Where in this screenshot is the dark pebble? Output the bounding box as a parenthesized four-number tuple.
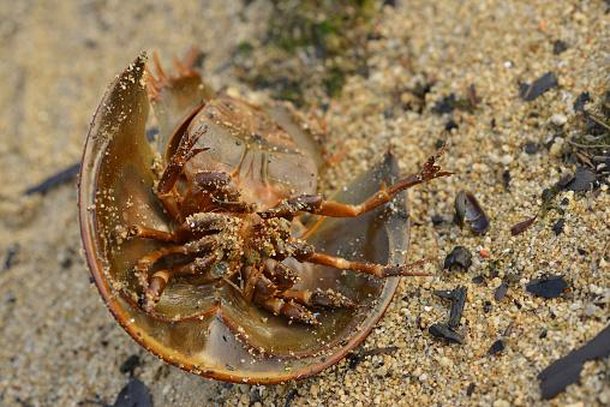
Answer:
(552, 40, 569, 55)
(488, 339, 506, 355)
(466, 382, 476, 396)
(494, 282, 509, 301)
(519, 72, 559, 101)
(432, 93, 457, 114)
(483, 301, 492, 313)
(112, 378, 152, 407)
(443, 246, 473, 272)
(471, 275, 485, 285)
(455, 191, 490, 235)
(539, 329, 548, 339)
(526, 276, 568, 298)
(445, 119, 459, 131)
(551, 218, 565, 236)
(431, 214, 446, 226)
(429, 323, 464, 344)
(523, 141, 539, 155)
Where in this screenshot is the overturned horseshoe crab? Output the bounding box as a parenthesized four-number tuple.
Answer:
(78, 50, 450, 383)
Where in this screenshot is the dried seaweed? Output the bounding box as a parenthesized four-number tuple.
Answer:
(539, 324, 610, 399)
(494, 281, 509, 301)
(526, 276, 568, 298)
(429, 286, 467, 344)
(519, 72, 558, 101)
(429, 323, 463, 344)
(510, 216, 537, 236)
(2, 243, 19, 272)
(488, 339, 505, 355)
(443, 246, 472, 272)
(24, 163, 80, 196)
(111, 378, 152, 407)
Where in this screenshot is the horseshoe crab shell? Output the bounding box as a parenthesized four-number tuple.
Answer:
(78, 53, 410, 383)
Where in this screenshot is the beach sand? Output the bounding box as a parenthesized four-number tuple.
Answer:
(0, 1, 608, 405)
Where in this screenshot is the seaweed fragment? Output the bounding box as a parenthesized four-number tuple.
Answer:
(443, 246, 472, 273)
(234, 1, 378, 104)
(429, 286, 467, 344)
(494, 281, 509, 301)
(2, 243, 19, 272)
(565, 167, 597, 191)
(551, 218, 565, 236)
(284, 389, 298, 407)
(573, 92, 591, 112)
(111, 378, 152, 407)
(488, 339, 505, 355)
(539, 324, 610, 399)
(519, 72, 558, 101)
(435, 286, 467, 328)
(510, 216, 537, 236)
(24, 162, 80, 195)
(526, 276, 568, 298)
(429, 323, 463, 344)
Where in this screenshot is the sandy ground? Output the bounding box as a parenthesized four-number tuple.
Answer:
(0, 1, 609, 406)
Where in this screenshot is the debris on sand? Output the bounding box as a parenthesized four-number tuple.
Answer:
(519, 72, 559, 101)
(539, 325, 610, 399)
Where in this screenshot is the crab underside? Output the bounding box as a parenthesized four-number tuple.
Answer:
(79, 51, 449, 383)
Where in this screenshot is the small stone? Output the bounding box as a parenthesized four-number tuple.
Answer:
(500, 155, 513, 165)
(523, 141, 539, 155)
(549, 137, 564, 157)
(550, 113, 567, 126)
(493, 399, 511, 407)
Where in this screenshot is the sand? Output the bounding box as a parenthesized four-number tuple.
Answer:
(0, 1, 608, 406)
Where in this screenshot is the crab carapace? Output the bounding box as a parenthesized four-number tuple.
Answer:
(79, 50, 450, 383)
